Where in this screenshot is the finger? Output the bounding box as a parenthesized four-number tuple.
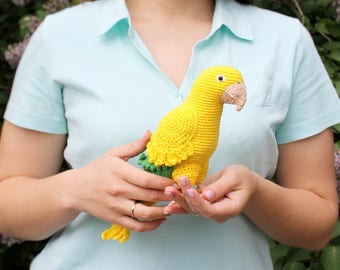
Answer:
(177, 176, 202, 214)
(189, 187, 248, 222)
(164, 186, 191, 214)
(107, 130, 152, 161)
(182, 188, 207, 215)
(117, 215, 167, 233)
(176, 178, 230, 218)
(109, 159, 174, 190)
(130, 201, 168, 221)
(131, 185, 174, 203)
(165, 183, 237, 222)
(165, 184, 192, 211)
(201, 171, 236, 202)
(180, 187, 228, 219)
(163, 201, 188, 215)
(112, 176, 173, 203)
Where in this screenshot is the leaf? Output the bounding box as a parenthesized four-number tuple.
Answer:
(310, 261, 322, 270)
(318, 0, 333, 6)
(327, 49, 340, 63)
(268, 237, 277, 249)
(333, 124, 340, 134)
(325, 23, 340, 39)
(323, 42, 340, 51)
(335, 80, 340, 96)
(282, 261, 306, 270)
(274, 257, 287, 270)
(315, 20, 340, 38)
(285, 247, 312, 264)
(315, 22, 329, 35)
(330, 219, 340, 240)
(329, 236, 340, 246)
(320, 245, 340, 270)
(270, 243, 290, 262)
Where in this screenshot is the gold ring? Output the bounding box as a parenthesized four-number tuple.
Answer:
(131, 201, 138, 219)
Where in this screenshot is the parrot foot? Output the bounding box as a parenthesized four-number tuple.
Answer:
(101, 224, 130, 243)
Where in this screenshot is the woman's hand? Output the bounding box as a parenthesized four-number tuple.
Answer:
(66, 131, 174, 233)
(163, 165, 257, 223)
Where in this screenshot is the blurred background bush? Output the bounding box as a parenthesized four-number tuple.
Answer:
(0, 0, 339, 269)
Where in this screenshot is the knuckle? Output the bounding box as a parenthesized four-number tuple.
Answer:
(201, 211, 212, 219)
(108, 185, 123, 196)
(139, 211, 153, 221)
(148, 190, 162, 201)
(132, 224, 144, 233)
(215, 218, 227, 224)
(139, 174, 152, 187)
(202, 214, 212, 220)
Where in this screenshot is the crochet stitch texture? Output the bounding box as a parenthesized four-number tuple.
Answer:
(101, 66, 247, 242)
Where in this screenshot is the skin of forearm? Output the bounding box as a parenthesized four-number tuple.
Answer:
(0, 170, 79, 240)
(243, 174, 339, 251)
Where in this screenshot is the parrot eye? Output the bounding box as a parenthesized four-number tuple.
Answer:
(216, 75, 225, 82)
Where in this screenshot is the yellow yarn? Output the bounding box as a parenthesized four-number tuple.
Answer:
(101, 224, 130, 243)
(101, 66, 246, 243)
(147, 65, 247, 186)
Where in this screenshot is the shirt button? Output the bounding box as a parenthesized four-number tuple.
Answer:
(173, 91, 180, 98)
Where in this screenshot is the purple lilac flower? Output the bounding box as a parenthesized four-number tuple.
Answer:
(332, 0, 340, 22)
(11, 0, 32, 6)
(0, 234, 24, 246)
(4, 36, 30, 69)
(43, 0, 72, 14)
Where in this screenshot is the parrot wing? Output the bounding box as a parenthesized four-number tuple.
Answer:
(146, 105, 198, 167)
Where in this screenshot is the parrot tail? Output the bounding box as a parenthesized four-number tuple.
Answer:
(138, 152, 174, 177)
(100, 154, 172, 243)
(101, 224, 130, 243)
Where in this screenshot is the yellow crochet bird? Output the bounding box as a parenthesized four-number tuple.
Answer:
(101, 65, 247, 243)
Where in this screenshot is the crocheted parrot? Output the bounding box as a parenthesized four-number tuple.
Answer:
(101, 65, 247, 243)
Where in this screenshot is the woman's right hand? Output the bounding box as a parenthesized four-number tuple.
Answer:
(67, 131, 175, 233)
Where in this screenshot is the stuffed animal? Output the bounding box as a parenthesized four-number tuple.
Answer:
(101, 66, 247, 243)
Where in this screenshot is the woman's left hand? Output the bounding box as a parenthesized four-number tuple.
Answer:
(163, 165, 258, 223)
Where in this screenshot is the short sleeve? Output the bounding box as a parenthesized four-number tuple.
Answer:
(4, 19, 68, 134)
(276, 23, 340, 144)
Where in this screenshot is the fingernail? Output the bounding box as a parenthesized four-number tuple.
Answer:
(204, 190, 215, 200)
(140, 130, 151, 142)
(173, 183, 180, 189)
(164, 190, 174, 197)
(178, 176, 187, 187)
(186, 189, 195, 198)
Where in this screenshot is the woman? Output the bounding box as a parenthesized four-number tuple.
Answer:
(0, 0, 339, 269)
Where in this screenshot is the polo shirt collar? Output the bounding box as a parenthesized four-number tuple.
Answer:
(98, 0, 130, 35)
(212, 0, 253, 40)
(98, 0, 253, 41)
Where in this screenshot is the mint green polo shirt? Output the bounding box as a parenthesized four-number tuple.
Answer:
(4, 0, 340, 269)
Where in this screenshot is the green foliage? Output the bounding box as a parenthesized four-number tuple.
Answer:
(254, 0, 340, 96)
(269, 220, 340, 270)
(0, 0, 28, 120)
(138, 152, 174, 178)
(0, 0, 339, 269)
(0, 241, 47, 270)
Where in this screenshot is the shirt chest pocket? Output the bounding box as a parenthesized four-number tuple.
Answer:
(242, 73, 272, 107)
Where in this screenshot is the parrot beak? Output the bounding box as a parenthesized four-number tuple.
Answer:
(221, 81, 247, 111)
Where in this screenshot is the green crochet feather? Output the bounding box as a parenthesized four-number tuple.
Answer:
(138, 152, 174, 177)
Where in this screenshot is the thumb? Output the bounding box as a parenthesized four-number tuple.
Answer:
(201, 171, 231, 202)
(107, 130, 151, 161)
